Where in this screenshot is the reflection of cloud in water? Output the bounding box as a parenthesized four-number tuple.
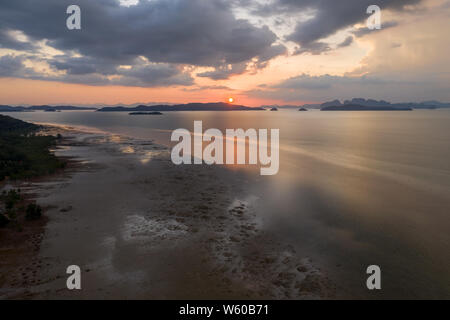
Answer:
(139, 151, 162, 164)
(86, 132, 168, 165)
(120, 146, 135, 154)
(110, 135, 125, 143)
(280, 144, 450, 198)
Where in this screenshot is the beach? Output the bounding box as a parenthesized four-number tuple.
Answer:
(0, 124, 334, 299)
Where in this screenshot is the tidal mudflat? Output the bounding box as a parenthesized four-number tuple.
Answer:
(0, 125, 333, 299)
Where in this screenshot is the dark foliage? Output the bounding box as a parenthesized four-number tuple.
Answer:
(1, 189, 21, 210)
(25, 203, 42, 220)
(0, 212, 9, 227)
(0, 115, 65, 181)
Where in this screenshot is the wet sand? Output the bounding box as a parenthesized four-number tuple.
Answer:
(1, 126, 334, 299)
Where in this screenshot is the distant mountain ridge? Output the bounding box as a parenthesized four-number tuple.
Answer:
(97, 102, 263, 112)
(264, 99, 450, 110)
(0, 105, 97, 112)
(2, 99, 449, 112)
(318, 98, 450, 110)
(322, 104, 413, 111)
(0, 103, 263, 112)
(273, 99, 450, 110)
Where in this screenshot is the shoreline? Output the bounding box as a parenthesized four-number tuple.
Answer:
(1, 122, 335, 300)
(0, 126, 85, 299)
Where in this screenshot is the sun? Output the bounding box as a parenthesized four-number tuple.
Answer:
(228, 97, 234, 103)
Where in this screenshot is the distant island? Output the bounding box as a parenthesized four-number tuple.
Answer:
(0, 105, 97, 112)
(321, 105, 413, 111)
(1, 99, 449, 113)
(320, 98, 450, 110)
(129, 112, 163, 116)
(98, 103, 264, 112)
(266, 98, 450, 110)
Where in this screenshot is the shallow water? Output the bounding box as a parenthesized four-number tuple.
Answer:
(4, 109, 450, 299)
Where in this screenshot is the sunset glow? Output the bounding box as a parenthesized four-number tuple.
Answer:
(0, 0, 448, 106)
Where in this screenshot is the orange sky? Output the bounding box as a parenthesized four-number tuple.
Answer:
(0, 77, 279, 107)
(1, 0, 449, 106)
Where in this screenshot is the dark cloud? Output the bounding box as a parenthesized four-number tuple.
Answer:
(47, 54, 193, 86)
(0, 55, 33, 77)
(274, 74, 334, 90)
(182, 85, 235, 92)
(255, 44, 287, 68)
(0, 54, 193, 87)
(294, 41, 331, 55)
(0, 0, 426, 85)
(0, 0, 285, 83)
(197, 43, 287, 79)
(116, 63, 194, 87)
(337, 36, 354, 48)
(274, 74, 387, 90)
(0, 30, 37, 51)
(253, 0, 422, 53)
(51, 56, 112, 75)
(246, 73, 415, 102)
(197, 62, 248, 80)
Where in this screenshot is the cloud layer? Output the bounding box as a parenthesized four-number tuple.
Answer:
(0, 0, 286, 84)
(2, 0, 449, 105)
(256, 0, 422, 53)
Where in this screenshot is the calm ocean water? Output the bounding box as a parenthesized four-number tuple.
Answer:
(4, 109, 450, 298)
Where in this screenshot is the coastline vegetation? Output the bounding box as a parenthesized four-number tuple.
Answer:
(0, 115, 66, 181)
(0, 115, 61, 228)
(0, 188, 42, 228)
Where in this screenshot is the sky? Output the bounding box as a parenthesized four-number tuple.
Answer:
(0, 0, 449, 107)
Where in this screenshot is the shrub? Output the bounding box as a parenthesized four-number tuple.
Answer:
(2, 189, 21, 209)
(0, 213, 9, 227)
(6, 208, 16, 220)
(26, 203, 42, 220)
